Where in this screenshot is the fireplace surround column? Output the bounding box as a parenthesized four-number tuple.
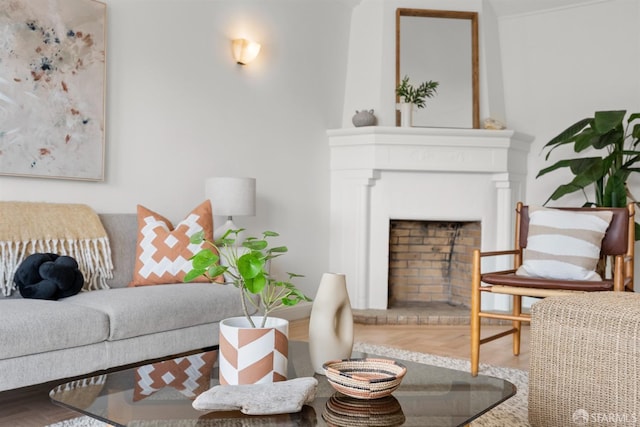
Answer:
(329, 170, 380, 309)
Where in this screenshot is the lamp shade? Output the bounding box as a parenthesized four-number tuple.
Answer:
(206, 177, 256, 217)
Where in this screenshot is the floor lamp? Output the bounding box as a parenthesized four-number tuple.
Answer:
(205, 177, 256, 241)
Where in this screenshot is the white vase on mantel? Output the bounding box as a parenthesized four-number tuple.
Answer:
(308, 273, 354, 375)
(397, 102, 414, 127)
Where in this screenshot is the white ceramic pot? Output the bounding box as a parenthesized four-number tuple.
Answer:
(218, 316, 289, 385)
(398, 102, 413, 127)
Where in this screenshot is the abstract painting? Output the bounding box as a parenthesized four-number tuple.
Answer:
(0, 0, 106, 181)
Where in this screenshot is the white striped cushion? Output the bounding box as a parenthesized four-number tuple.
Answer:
(516, 206, 613, 281)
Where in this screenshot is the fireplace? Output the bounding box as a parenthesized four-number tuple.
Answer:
(327, 126, 532, 310)
(388, 220, 481, 308)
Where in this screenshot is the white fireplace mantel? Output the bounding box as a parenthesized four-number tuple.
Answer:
(327, 126, 534, 310)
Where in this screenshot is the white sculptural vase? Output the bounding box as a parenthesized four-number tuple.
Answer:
(218, 316, 289, 385)
(308, 273, 354, 375)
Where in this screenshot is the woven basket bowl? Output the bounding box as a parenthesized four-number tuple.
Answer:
(322, 358, 407, 399)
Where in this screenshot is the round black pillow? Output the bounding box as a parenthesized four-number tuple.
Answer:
(14, 253, 84, 300)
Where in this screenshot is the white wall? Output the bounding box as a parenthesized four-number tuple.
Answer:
(498, 0, 640, 206)
(0, 0, 354, 298)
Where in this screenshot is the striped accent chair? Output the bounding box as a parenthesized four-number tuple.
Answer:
(470, 202, 635, 376)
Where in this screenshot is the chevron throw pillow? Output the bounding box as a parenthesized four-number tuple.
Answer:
(129, 200, 221, 286)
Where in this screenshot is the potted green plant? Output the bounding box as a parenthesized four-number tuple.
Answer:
(184, 228, 311, 385)
(537, 109, 640, 236)
(396, 75, 439, 127)
(396, 75, 440, 108)
(185, 228, 310, 327)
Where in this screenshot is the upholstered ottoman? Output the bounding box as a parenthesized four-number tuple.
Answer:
(529, 292, 640, 427)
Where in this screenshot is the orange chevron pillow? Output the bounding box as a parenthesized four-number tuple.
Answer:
(129, 201, 221, 286)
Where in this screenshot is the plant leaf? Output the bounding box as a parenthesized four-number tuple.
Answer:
(542, 117, 591, 151)
(568, 157, 605, 178)
(593, 110, 626, 134)
(592, 128, 624, 150)
(184, 269, 206, 282)
(191, 249, 219, 269)
(244, 272, 266, 294)
(237, 253, 264, 279)
(547, 183, 584, 201)
(206, 265, 228, 278)
(536, 159, 573, 178)
(573, 129, 598, 152)
(189, 230, 205, 244)
(269, 246, 288, 253)
(627, 113, 640, 123)
(243, 240, 268, 251)
(215, 237, 235, 246)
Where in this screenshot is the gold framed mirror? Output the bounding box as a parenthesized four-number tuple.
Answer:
(396, 8, 479, 128)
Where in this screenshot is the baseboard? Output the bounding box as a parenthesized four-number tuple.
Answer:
(271, 301, 312, 321)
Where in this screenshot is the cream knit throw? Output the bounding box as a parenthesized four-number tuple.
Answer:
(0, 202, 114, 296)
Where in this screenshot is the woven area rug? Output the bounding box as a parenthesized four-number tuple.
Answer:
(47, 342, 529, 427)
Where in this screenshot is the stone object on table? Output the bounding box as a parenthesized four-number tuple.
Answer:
(192, 377, 318, 415)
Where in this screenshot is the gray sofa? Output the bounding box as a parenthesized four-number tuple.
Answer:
(0, 213, 245, 392)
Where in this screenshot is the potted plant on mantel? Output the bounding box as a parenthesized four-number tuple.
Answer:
(537, 109, 640, 239)
(185, 229, 311, 385)
(396, 75, 439, 127)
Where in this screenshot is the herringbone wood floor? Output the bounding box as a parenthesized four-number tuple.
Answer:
(0, 321, 529, 427)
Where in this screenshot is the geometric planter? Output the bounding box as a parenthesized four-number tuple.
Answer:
(218, 316, 289, 385)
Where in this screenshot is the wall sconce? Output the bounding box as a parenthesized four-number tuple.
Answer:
(231, 38, 261, 65)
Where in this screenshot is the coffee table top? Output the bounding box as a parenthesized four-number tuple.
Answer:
(50, 341, 515, 427)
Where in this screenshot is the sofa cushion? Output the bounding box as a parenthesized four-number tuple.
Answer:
(99, 213, 138, 289)
(129, 201, 221, 287)
(0, 300, 109, 360)
(62, 283, 243, 341)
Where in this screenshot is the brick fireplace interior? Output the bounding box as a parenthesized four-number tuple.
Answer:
(388, 219, 481, 309)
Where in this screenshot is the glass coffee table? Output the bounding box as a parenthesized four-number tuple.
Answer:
(50, 341, 515, 427)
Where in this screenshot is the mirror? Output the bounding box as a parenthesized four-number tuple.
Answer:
(396, 9, 479, 128)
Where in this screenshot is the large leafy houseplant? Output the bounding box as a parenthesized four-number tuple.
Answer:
(396, 75, 439, 108)
(184, 229, 311, 328)
(537, 109, 640, 237)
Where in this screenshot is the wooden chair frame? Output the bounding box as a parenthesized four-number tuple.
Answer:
(470, 202, 635, 376)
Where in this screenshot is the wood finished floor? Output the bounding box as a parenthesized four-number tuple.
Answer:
(0, 321, 529, 427)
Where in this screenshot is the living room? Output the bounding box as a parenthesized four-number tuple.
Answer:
(1, 0, 639, 425)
